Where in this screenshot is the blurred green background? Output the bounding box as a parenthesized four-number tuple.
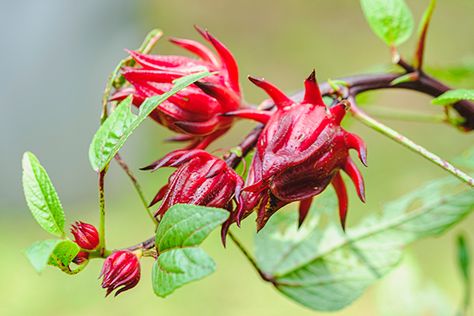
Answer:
(1, 0, 473, 315)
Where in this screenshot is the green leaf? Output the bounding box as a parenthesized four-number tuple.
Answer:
(432, 89, 474, 106)
(152, 248, 216, 297)
(22, 152, 65, 237)
(25, 239, 79, 273)
(155, 204, 229, 252)
(255, 177, 474, 311)
(152, 204, 229, 297)
(48, 239, 81, 272)
(360, 0, 414, 46)
(390, 72, 417, 86)
(89, 71, 213, 172)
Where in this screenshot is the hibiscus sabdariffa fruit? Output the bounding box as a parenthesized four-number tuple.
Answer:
(142, 149, 244, 219)
(112, 26, 242, 149)
(227, 71, 367, 230)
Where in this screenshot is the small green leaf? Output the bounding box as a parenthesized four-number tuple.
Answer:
(152, 248, 216, 297)
(25, 239, 79, 273)
(360, 0, 414, 46)
(256, 177, 474, 311)
(89, 71, 213, 172)
(22, 152, 65, 237)
(155, 204, 229, 252)
(48, 240, 80, 271)
(390, 72, 417, 85)
(432, 89, 474, 106)
(152, 204, 228, 297)
(413, 0, 436, 69)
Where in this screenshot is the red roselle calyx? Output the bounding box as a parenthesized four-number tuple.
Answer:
(100, 251, 141, 297)
(142, 149, 243, 238)
(112, 26, 242, 149)
(70, 221, 99, 250)
(226, 71, 367, 230)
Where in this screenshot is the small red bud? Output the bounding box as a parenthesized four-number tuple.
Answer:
(112, 27, 242, 150)
(72, 251, 89, 265)
(100, 251, 141, 297)
(70, 221, 99, 250)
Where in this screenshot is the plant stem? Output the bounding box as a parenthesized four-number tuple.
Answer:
(227, 230, 275, 283)
(349, 98, 474, 187)
(114, 153, 157, 224)
(366, 107, 445, 123)
(100, 29, 162, 124)
(98, 170, 106, 255)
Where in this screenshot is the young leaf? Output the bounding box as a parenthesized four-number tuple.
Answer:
(89, 71, 213, 172)
(152, 204, 228, 297)
(255, 177, 474, 311)
(25, 239, 79, 273)
(432, 89, 474, 106)
(48, 239, 81, 273)
(22, 152, 65, 237)
(360, 0, 414, 47)
(413, 0, 436, 69)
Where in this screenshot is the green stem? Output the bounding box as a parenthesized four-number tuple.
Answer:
(100, 29, 162, 124)
(98, 170, 107, 255)
(350, 101, 474, 188)
(114, 153, 157, 224)
(366, 107, 445, 123)
(227, 230, 275, 283)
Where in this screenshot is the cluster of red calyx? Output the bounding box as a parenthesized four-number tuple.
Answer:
(106, 27, 367, 296)
(71, 221, 99, 264)
(142, 149, 243, 218)
(100, 251, 141, 297)
(71, 221, 100, 250)
(226, 71, 367, 230)
(112, 26, 242, 150)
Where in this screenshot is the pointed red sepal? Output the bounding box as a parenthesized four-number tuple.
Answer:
(345, 132, 368, 166)
(331, 172, 348, 231)
(169, 37, 219, 65)
(220, 220, 231, 247)
(222, 109, 272, 124)
(164, 134, 195, 143)
(194, 81, 240, 111)
(174, 116, 220, 135)
(342, 158, 366, 202)
(204, 159, 227, 178)
(149, 184, 169, 207)
(140, 150, 188, 171)
(140, 149, 207, 171)
(122, 67, 182, 83)
(195, 26, 240, 94)
(330, 102, 348, 125)
(298, 197, 313, 227)
(303, 70, 325, 105)
(248, 76, 293, 109)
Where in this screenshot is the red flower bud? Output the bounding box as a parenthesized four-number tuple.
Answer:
(70, 221, 99, 250)
(100, 251, 141, 297)
(112, 26, 242, 150)
(72, 251, 89, 265)
(143, 149, 243, 242)
(227, 71, 367, 230)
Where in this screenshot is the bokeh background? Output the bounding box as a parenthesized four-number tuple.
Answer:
(1, 0, 473, 315)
